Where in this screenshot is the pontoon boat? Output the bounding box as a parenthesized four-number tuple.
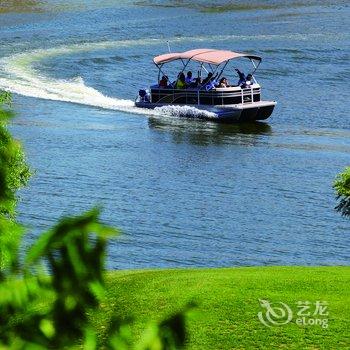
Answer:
(135, 48, 276, 122)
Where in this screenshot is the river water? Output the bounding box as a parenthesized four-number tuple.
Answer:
(0, 0, 349, 268)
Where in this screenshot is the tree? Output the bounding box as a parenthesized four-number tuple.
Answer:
(334, 167, 350, 217)
(0, 91, 30, 272)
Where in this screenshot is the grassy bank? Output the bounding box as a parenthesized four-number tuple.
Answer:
(92, 267, 349, 349)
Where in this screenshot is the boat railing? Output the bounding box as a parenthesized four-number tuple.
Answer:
(151, 85, 260, 106)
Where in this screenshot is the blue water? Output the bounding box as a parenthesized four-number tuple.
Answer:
(0, 0, 349, 269)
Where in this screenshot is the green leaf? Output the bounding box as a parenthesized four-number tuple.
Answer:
(84, 327, 97, 350)
(39, 319, 55, 339)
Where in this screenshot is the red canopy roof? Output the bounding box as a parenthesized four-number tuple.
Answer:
(154, 49, 261, 65)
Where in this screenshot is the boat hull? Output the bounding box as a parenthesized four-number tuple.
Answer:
(135, 100, 276, 123)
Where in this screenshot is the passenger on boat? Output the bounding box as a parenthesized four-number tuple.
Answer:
(202, 72, 218, 90)
(175, 72, 186, 89)
(218, 77, 229, 88)
(138, 89, 150, 102)
(195, 77, 202, 85)
(191, 77, 201, 88)
(245, 74, 253, 87)
(202, 72, 214, 85)
(235, 68, 246, 86)
(185, 71, 194, 85)
(159, 75, 169, 88)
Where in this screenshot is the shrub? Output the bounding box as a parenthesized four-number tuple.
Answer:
(334, 167, 350, 217)
(0, 92, 189, 349)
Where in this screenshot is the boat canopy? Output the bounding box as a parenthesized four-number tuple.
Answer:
(153, 49, 261, 66)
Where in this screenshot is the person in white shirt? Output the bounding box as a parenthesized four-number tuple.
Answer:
(245, 74, 253, 87)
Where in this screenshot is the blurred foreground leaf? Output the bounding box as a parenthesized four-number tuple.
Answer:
(0, 92, 191, 349)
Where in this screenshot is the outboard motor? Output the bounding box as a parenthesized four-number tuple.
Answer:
(138, 89, 150, 103)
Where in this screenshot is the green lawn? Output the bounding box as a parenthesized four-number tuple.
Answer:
(93, 267, 349, 349)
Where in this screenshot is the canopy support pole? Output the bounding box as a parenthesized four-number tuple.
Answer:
(250, 58, 261, 76)
(216, 61, 229, 81)
(155, 63, 169, 85)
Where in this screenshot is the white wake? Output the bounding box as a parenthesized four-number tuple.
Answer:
(0, 40, 153, 115)
(0, 38, 220, 119)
